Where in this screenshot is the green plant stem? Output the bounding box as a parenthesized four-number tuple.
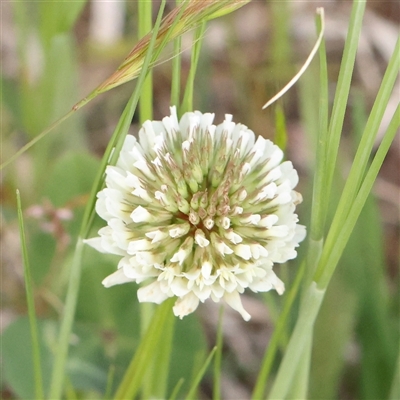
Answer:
(139, 0, 153, 123)
(1, 110, 74, 170)
(185, 347, 217, 400)
(322, 0, 366, 219)
(315, 103, 399, 289)
(48, 238, 84, 399)
(314, 37, 400, 285)
(302, 11, 327, 295)
(267, 282, 325, 399)
(113, 298, 175, 399)
(309, 13, 328, 242)
(389, 349, 400, 400)
(251, 260, 306, 399)
(171, 35, 182, 109)
(181, 22, 206, 114)
(169, 378, 184, 400)
(16, 190, 44, 400)
(213, 306, 224, 400)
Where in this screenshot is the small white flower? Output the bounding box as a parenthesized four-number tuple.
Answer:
(85, 107, 306, 321)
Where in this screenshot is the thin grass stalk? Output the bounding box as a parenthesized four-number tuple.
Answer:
(48, 238, 84, 399)
(47, 4, 167, 398)
(287, 339, 312, 399)
(267, 282, 325, 399)
(302, 9, 328, 299)
(213, 306, 224, 400)
(308, 12, 328, 242)
(104, 365, 116, 400)
(169, 378, 185, 400)
(322, 0, 366, 220)
(171, 0, 183, 110)
(171, 34, 182, 109)
(185, 347, 217, 400)
(1, 110, 74, 170)
(314, 38, 400, 286)
(113, 298, 175, 399)
(138, 0, 153, 122)
(315, 103, 399, 288)
(389, 350, 400, 400)
(181, 22, 207, 114)
(148, 313, 176, 399)
(251, 260, 306, 399)
(16, 190, 44, 400)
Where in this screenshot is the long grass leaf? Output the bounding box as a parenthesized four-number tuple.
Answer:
(16, 190, 44, 400)
(138, 0, 153, 123)
(267, 282, 326, 399)
(181, 22, 207, 114)
(322, 0, 366, 220)
(314, 38, 400, 286)
(113, 298, 174, 399)
(169, 378, 185, 400)
(185, 347, 217, 400)
(316, 103, 399, 288)
(212, 306, 224, 400)
(251, 260, 306, 399)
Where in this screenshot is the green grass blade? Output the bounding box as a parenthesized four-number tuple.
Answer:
(138, 0, 153, 123)
(314, 36, 400, 286)
(169, 378, 185, 400)
(318, 37, 399, 276)
(212, 306, 224, 400)
(267, 282, 326, 400)
(113, 298, 175, 399)
(171, 34, 182, 109)
(322, 0, 366, 220)
(309, 12, 329, 242)
(148, 312, 176, 399)
(185, 347, 217, 400)
(316, 102, 399, 288)
(303, 10, 328, 296)
(181, 22, 207, 114)
(389, 350, 400, 400)
(251, 260, 306, 399)
(48, 238, 84, 399)
(16, 190, 44, 400)
(104, 365, 116, 400)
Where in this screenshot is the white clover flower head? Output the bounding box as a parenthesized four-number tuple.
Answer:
(85, 107, 306, 321)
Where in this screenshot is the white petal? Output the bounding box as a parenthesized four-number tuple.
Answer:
(201, 261, 213, 279)
(195, 229, 210, 248)
(267, 270, 285, 294)
(137, 281, 169, 304)
(145, 229, 169, 243)
(225, 229, 243, 244)
(173, 292, 200, 319)
(223, 292, 251, 321)
(234, 244, 252, 260)
(169, 223, 190, 238)
(131, 206, 153, 223)
(84, 237, 107, 253)
(102, 269, 134, 287)
(170, 277, 190, 297)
